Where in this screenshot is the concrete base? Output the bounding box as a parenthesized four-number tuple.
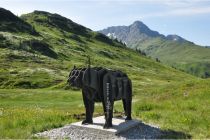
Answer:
(71, 116, 140, 134)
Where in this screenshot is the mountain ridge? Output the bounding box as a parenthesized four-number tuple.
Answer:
(0, 8, 37, 35)
(100, 20, 194, 45)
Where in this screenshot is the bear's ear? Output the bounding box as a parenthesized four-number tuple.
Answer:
(73, 65, 76, 69)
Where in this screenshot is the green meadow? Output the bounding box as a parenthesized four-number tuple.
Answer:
(1, 79, 210, 138)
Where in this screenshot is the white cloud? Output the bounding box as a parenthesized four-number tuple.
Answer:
(170, 6, 210, 16)
(140, 6, 210, 18)
(2, 0, 210, 19)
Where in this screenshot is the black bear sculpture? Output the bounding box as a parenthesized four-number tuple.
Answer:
(67, 66, 132, 129)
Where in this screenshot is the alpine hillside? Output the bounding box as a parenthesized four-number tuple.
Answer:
(0, 8, 193, 89)
(0, 8, 210, 139)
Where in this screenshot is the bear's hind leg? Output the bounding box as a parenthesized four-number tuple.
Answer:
(103, 101, 114, 129)
(122, 99, 127, 116)
(125, 99, 132, 121)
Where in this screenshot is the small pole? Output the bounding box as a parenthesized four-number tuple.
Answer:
(87, 56, 91, 84)
(88, 56, 90, 68)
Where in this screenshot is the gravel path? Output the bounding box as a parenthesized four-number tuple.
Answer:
(35, 121, 163, 139)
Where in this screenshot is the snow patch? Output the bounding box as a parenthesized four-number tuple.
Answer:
(107, 32, 117, 39)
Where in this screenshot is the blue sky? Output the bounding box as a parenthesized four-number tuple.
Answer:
(1, 0, 210, 46)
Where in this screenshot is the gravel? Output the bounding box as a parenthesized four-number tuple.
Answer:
(35, 121, 163, 139)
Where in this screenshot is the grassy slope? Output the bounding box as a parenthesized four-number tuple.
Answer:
(135, 37, 210, 78)
(0, 10, 209, 138)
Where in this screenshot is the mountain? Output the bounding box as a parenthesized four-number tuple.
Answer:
(100, 21, 164, 47)
(100, 21, 210, 78)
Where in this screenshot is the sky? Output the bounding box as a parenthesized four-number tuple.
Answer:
(1, 0, 210, 46)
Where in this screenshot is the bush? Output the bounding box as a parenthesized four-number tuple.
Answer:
(94, 33, 113, 45)
(137, 104, 154, 111)
(20, 40, 58, 59)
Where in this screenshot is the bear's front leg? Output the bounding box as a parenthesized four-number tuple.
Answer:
(82, 88, 94, 125)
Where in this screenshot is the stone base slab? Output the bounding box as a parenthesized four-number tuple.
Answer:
(71, 116, 140, 134)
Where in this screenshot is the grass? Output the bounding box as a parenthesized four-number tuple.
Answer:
(0, 79, 210, 138)
(133, 79, 210, 138)
(0, 89, 83, 138)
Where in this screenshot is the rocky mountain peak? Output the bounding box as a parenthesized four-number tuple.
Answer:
(131, 21, 147, 28)
(129, 20, 162, 38)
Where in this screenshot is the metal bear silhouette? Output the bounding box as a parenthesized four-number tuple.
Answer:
(67, 64, 132, 129)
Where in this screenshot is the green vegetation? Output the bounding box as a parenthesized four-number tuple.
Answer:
(0, 89, 82, 138)
(133, 79, 210, 138)
(0, 8, 210, 139)
(133, 37, 210, 78)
